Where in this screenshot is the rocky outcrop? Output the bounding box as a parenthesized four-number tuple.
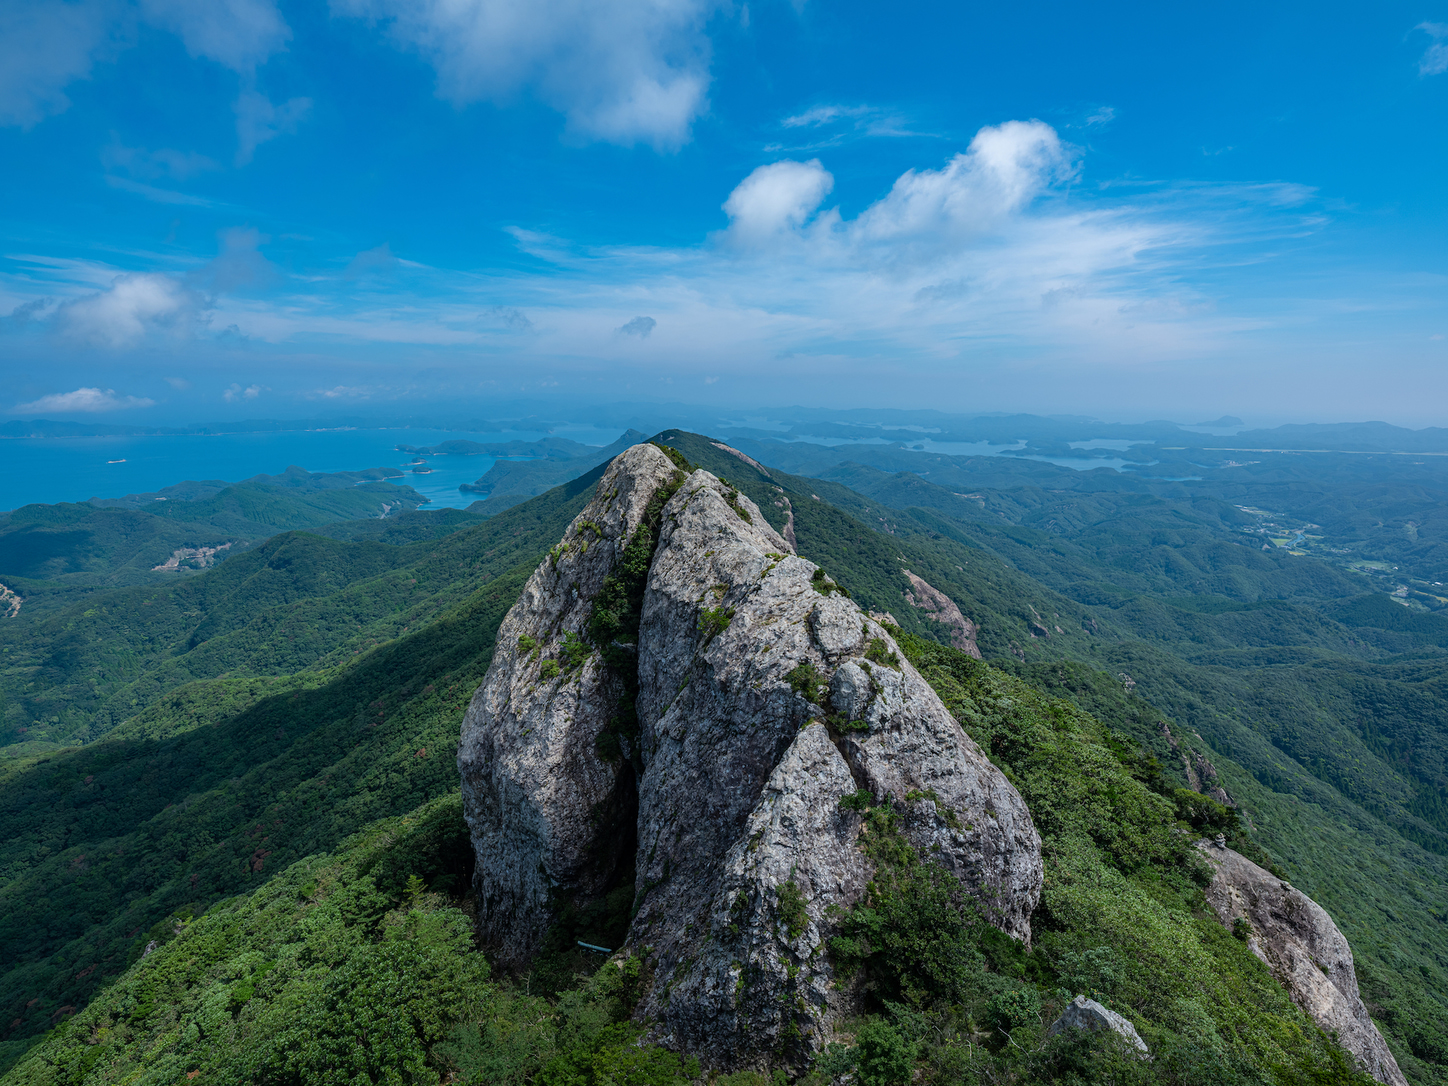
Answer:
(456, 443, 680, 967)
(1045, 996, 1149, 1057)
(1197, 841, 1408, 1086)
(902, 570, 980, 658)
(459, 447, 1044, 1070)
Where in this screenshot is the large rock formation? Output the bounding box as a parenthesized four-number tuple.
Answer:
(458, 446, 1045, 1069)
(456, 443, 680, 967)
(1197, 841, 1408, 1086)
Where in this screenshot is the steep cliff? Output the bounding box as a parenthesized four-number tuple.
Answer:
(458, 446, 1044, 1068)
(1198, 840, 1408, 1086)
(456, 444, 680, 967)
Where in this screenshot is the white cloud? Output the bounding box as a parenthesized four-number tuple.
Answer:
(234, 90, 312, 165)
(851, 121, 1075, 257)
(0, 0, 123, 128)
(723, 159, 834, 245)
(14, 387, 156, 413)
(1085, 105, 1116, 127)
(722, 122, 1075, 268)
(1418, 22, 1448, 76)
(56, 272, 202, 347)
(137, 0, 289, 72)
(223, 382, 267, 401)
(307, 384, 373, 399)
(334, 0, 716, 148)
(5, 118, 1354, 408)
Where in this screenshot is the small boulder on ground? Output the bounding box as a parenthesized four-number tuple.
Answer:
(1045, 995, 1149, 1057)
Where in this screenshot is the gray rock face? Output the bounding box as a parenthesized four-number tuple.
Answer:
(1198, 842, 1407, 1086)
(828, 654, 1041, 942)
(456, 443, 680, 967)
(632, 469, 1040, 1066)
(903, 570, 981, 658)
(1045, 995, 1149, 1056)
(460, 450, 1044, 1069)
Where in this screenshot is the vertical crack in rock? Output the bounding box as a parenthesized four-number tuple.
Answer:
(1198, 842, 1408, 1086)
(457, 443, 680, 967)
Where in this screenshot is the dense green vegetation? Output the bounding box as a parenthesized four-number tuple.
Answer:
(2, 796, 700, 1086)
(824, 630, 1373, 1085)
(0, 466, 604, 1067)
(0, 639, 1379, 1085)
(0, 467, 429, 588)
(0, 465, 603, 753)
(0, 429, 1445, 1082)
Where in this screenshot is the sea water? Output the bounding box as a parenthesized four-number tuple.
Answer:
(0, 426, 626, 512)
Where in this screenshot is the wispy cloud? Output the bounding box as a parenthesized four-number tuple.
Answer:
(1, 0, 291, 129)
(234, 90, 312, 165)
(1417, 22, 1448, 75)
(104, 175, 220, 207)
(781, 104, 875, 129)
(103, 138, 218, 181)
(138, 0, 289, 72)
(770, 103, 930, 151)
(345, 243, 401, 278)
(335, 0, 719, 150)
(13, 387, 156, 413)
(0, 119, 1350, 398)
(0, 0, 126, 129)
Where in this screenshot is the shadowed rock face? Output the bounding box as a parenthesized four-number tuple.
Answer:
(460, 448, 1044, 1069)
(1198, 842, 1408, 1086)
(456, 443, 680, 968)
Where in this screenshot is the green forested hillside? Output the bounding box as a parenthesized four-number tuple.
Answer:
(0, 434, 1443, 1083)
(0, 467, 429, 589)
(0, 468, 603, 1067)
(0, 641, 1380, 1086)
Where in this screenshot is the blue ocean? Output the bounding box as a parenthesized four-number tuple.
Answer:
(0, 426, 627, 513)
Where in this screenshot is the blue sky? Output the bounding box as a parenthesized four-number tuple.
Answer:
(2, 0, 1446, 425)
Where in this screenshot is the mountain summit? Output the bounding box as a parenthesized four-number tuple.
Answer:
(458, 442, 1043, 1068)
